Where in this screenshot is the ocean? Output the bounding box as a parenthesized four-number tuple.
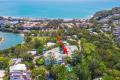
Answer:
(0, 0, 120, 18)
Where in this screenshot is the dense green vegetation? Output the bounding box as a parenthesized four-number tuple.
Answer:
(0, 27, 120, 80)
(0, 6, 120, 79)
(0, 10, 120, 79)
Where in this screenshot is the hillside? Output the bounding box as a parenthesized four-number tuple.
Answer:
(92, 7, 120, 22)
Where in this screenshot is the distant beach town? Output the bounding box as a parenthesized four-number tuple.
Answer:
(0, 16, 92, 33)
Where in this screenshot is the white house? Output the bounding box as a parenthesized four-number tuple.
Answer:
(0, 70, 5, 80)
(113, 26, 120, 36)
(46, 42, 56, 47)
(101, 24, 111, 32)
(27, 49, 37, 55)
(11, 58, 22, 65)
(44, 45, 78, 65)
(10, 64, 31, 80)
(93, 77, 102, 80)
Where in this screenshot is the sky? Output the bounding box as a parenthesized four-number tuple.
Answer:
(0, 0, 119, 4)
(21, 0, 120, 3)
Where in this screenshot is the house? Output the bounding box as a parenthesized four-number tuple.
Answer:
(62, 41, 69, 45)
(101, 24, 111, 32)
(60, 23, 75, 28)
(113, 20, 120, 25)
(113, 26, 120, 36)
(10, 64, 31, 80)
(88, 29, 98, 35)
(11, 58, 22, 65)
(0, 20, 7, 28)
(18, 21, 48, 30)
(9, 21, 19, 25)
(0, 70, 5, 80)
(72, 35, 78, 39)
(27, 49, 37, 55)
(93, 77, 102, 80)
(44, 45, 78, 65)
(46, 42, 56, 47)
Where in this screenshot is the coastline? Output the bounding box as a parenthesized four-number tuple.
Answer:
(1, 15, 90, 20)
(20, 33, 25, 44)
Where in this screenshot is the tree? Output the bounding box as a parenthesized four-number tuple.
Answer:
(50, 65, 67, 80)
(32, 66, 47, 80)
(0, 57, 9, 69)
(22, 53, 33, 61)
(74, 59, 91, 80)
(21, 53, 34, 69)
(33, 38, 41, 49)
(14, 44, 28, 58)
(37, 46, 44, 54)
(65, 71, 78, 80)
(36, 57, 44, 65)
(102, 74, 114, 80)
(23, 61, 34, 69)
(33, 38, 44, 50)
(25, 36, 32, 43)
(4, 23, 11, 28)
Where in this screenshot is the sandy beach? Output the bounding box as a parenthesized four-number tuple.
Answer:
(0, 37, 4, 43)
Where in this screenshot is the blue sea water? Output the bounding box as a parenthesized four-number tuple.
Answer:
(0, 0, 120, 50)
(0, 0, 120, 18)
